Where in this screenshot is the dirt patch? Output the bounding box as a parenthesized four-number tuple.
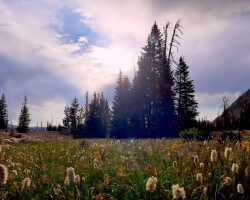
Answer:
(0, 130, 72, 144)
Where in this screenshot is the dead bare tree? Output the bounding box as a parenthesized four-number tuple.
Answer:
(168, 20, 183, 65)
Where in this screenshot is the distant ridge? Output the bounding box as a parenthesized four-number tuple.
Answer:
(214, 88, 250, 123)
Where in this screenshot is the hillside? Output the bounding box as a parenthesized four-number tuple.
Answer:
(214, 88, 250, 123)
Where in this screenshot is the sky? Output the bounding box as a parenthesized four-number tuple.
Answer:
(0, 0, 250, 126)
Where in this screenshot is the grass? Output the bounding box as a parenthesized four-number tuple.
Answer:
(0, 138, 249, 199)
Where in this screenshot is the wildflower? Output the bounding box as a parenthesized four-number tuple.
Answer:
(0, 164, 8, 184)
(231, 163, 239, 173)
(194, 155, 199, 165)
(11, 170, 17, 176)
(80, 156, 85, 161)
(146, 176, 158, 192)
(24, 169, 30, 174)
(172, 184, 186, 199)
(145, 164, 152, 171)
(224, 147, 232, 159)
(203, 187, 207, 194)
(103, 174, 110, 185)
(237, 184, 244, 194)
(95, 194, 105, 200)
(22, 178, 31, 188)
(64, 177, 69, 185)
(66, 167, 75, 183)
(12, 181, 17, 187)
(184, 167, 190, 172)
(173, 161, 177, 167)
(75, 175, 80, 184)
(210, 150, 217, 162)
(196, 173, 203, 184)
(224, 177, 232, 186)
(200, 163, 204, 168)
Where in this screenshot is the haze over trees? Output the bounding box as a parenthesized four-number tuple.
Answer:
(61, 20, 199, 138)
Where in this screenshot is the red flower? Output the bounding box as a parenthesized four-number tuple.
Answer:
(145, 164, 152, 171)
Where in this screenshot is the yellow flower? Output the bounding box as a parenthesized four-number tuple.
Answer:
(242, 141, 250, 152)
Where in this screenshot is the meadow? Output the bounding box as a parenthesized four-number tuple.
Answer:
(0, 137, 249, 199)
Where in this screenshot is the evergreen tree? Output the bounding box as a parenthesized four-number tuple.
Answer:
(17, 95, 31, 133)
(156, 22, 177, 137)
(111, 71, 131, 138)
(0, 94, 8, 130)
(63, 96, 84, 136)
(131, 21, 181, 138)
(63, 106, 70, 129)
(174, 57, 198, 131)
(85, 93, 102, 138)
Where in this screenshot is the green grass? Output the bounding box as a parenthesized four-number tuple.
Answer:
(0, 139, 249, 199)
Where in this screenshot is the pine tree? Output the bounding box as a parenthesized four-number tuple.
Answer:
(131, 21, 181, 138)
(85, 92, 110, 138)
(174, 57, 198, 131)
(63, 96, 84, 136)
(63, 106, 70, 129)
(85, 93, 102, 138)
(111, 71, 131, 138)
(156, 22, 177, 137)
(0, 94, 8, 130)
(17, 95, 31, 133)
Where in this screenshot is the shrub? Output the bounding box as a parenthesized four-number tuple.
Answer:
(179, 128, 211, 141)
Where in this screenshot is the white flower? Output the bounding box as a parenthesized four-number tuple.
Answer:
(11, 170, 18, 176)
(231, 163, 239, 173)
(172, 184, 186, 199)
(210, 150, 217, 162)
(66, 167, 75, 183)
(194, 155, 199, 165)
(0, 164, 8, 184)
(224, 147, 232, 159)
(75, 175, 80, 184)
(237, 184, 244, 194)
(173, 161, 177, 167)
(146, 176, 158, 192)
(224, 177, 232, 186)
(196, 173, 203, 184)
(200, 163, 204, 168)
(22, 177, 31, 188)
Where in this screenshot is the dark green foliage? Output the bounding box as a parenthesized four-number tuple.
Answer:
(129, 22, 179, 138)
(17, 95, 31, 133)
(110, 71, 132, 138)
(239, 101, 250, 130)
(174, 57, 198, 131)
(219, 131, 242, 143)
(63, 96, 84, 137)
(179, 127, 210, 141)
(0, 94, 8, 130)
(85, 92, 110, 138)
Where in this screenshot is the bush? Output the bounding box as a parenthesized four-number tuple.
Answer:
(179, 127, 211, 141)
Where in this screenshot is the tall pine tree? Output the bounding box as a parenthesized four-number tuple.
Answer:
(0, 94, 8, 130)
(111, 71, 131, 138)
(174, 57, 198, 131)
(17, 95, 31, 133)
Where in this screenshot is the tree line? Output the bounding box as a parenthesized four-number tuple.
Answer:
(62, 21, 198, 138)
(2, 21, 248, 137)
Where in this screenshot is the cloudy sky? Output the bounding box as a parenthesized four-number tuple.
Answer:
(0, 0, 250, 126)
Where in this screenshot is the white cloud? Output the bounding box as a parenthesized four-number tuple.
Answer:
(0, 0, 250, 125)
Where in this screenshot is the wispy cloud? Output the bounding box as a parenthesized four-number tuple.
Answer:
(0, 0, 249, 124)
